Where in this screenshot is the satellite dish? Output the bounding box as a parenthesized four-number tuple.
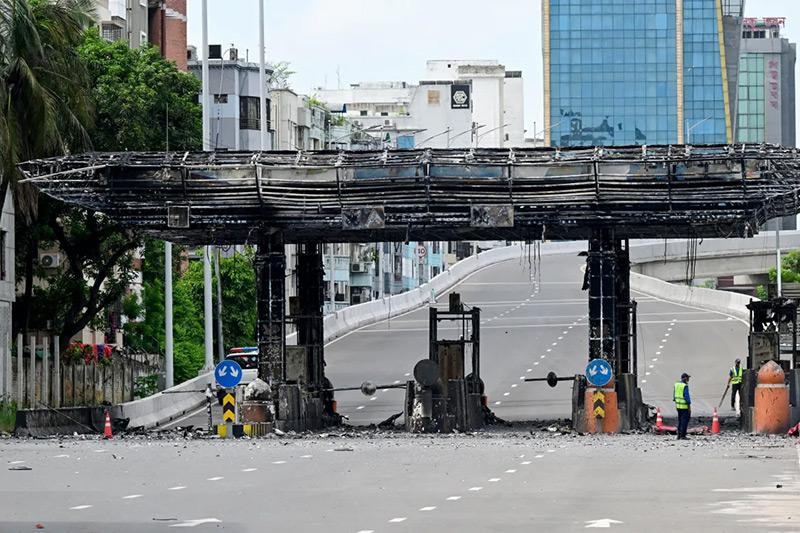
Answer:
(413, 359, 440, 387)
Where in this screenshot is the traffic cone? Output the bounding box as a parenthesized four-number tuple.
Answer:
(655, 408, 664, 431)
(711, 407, 720, 434)
(103, 410, 113, 440)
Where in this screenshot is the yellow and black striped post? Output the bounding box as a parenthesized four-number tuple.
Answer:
(222, 392, 235, 422)
(593, 389, 605, 419)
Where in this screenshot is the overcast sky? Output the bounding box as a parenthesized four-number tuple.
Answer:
(187, 0, 800, 141)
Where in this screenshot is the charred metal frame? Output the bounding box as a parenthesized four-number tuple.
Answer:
(429, 295, 481, 387)
(20, 145, 800, 245)
(295, 243, 325, 392)
(256, 231, 285, 385)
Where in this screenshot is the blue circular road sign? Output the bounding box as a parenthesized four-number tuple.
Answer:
(214, 359, 243, 389)
(585, 359, 613, 387)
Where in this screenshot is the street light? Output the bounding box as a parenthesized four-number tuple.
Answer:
(416, 127, 452, 148)
(448, 124, 486, 148)
(476, 123, 510, 147)
(685, 116, 712, 144)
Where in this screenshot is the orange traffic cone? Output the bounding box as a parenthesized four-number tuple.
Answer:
(103, 410, 113, 440)
(655, 408, 664, 431)
(711, 407, 720, 434)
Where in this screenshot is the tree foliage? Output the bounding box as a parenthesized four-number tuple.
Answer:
(78, 30, 201, 151)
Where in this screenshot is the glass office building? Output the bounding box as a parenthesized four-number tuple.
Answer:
(544, 0, 744, 147)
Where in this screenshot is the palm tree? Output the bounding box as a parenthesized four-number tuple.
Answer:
(0, 0, 95, 213)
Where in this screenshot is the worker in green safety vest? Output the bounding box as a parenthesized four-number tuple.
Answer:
(728, 358, 744, 412)
(673, 373, 691, 440)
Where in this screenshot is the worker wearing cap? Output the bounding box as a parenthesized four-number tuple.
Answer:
(673, 373, 691, 440)
(728, 358, 744, 411)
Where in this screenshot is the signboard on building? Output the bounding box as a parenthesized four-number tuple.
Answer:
(451, 84, 470, 109)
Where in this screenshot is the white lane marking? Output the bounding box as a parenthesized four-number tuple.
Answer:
(660, 339, 667, 343)
(419, 506, 437, 511)
(404, 373, 411, 377)
(494, 401, 502, 405)
(534, 362, 540, 365)
(393, 380, 400, 384)
(357, 530, 375, 533)
(272, 461, 286, 465)
(369, 397, 376, 401)
(658, 345, 664, 349)
(546, 348, 552, 352)
(645, 372, 651, 376)
(468, 486, 483, 491)
(301, 455, 313, 459)
(8, 460, 25, 465)
(519, 376, 526, 380)
(356, 406, 365, 410)
(655, 351, 661, 355)
(54, 454, 70, 458)
(540, 355, 546, 359)
(122, 494, 142, 500)
(558, 336, 563, 340)
(585, 519, 623, 528)
(667, 327, 673, 331)
(70, 505, 92, 510)
(511, 384, 518, 388)
(503, 392, 510, 397)
(551, 342, 557, 346)
(535, 455, 544, 458)
(665, 333, 670, 337)
(446, 496, 462, 501)
(242, 468, 257, 472)
(168, 486, 186, 491)
(93, 449, 106, 453)
(489, 478, 501, 482)
(562, 331, 568, 334)
(527, 368, 533, 372)
(641, 379, 647, 383)
(206, 476, 223, 481)
(547, 450, 556, 453)
(388, 517, 407, 523)
(521, 461, 532, 465)
(170, 518, 222, 528)
(648, 365, 654, 369)
(651, 358, 658, 362)
(505, 469, 517, 474)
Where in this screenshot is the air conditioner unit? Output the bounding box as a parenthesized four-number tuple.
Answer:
(351, 262, 367, 273)
(39, 253, 61, 268)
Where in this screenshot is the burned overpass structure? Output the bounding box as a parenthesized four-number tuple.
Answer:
(20, 144, 800, 429)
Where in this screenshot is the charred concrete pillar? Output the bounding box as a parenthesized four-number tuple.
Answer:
(296, 244, 325, 393)
(256, 230, 285, 386)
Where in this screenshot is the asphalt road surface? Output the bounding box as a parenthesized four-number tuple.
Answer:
(3, 247, 799, 532)
(1, 433, 798, 532)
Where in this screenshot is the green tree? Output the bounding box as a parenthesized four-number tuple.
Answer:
(78, 30, 201, 151)
(12, 24, 202, 346)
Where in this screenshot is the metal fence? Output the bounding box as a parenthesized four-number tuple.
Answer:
(0, 335, 159, 409)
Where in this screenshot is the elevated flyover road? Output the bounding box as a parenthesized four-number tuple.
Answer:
(327, 248, 748, 424)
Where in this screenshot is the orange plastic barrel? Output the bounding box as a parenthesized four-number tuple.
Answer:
(583, 377, 620, 433)
(753, 361, 790, 434)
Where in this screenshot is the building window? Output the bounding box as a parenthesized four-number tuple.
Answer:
(101, 23, 122, 42)
(0, 231, 6, 281)
(239, 96, 270, 130)
(214, 94, 228, 104)
(139, 31, 147, 47)
(360, 110, 368, 117)
(380, 112, 389, 117)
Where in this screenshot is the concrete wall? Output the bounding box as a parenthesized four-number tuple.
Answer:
(629, 232, 800, 281)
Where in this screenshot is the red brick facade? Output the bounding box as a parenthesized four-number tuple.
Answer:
(148, 0, 187, 71)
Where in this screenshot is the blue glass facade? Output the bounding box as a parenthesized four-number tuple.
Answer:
(547, 0, 731, 147)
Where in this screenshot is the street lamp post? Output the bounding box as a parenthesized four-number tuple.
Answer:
(476, 123, 510, 147)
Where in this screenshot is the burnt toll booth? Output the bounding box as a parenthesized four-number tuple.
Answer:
(20, 145, 800, 429)
(405, 293, 483, 433)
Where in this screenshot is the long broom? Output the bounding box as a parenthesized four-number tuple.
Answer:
(717, 382, 730, 409)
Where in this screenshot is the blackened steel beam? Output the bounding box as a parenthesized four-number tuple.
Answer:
(297, 243, 325, 392)
(256, 230, 285, 385)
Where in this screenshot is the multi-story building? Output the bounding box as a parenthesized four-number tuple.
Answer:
(271, 89, 328, 150)
(317, 60, 525, 149)
(188, 47, 274, 150)
(148, 0, 188, 70)
(95, 1, 187, 70)
(95, 0, 149, 47)
(543, 0, 744, 146)
(736, 16, 797, 229)
(736, 17, 796, 146)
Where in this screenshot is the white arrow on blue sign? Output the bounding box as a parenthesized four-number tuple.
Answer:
(214, 359, 243, 389)
(585, 359, 613, 387)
